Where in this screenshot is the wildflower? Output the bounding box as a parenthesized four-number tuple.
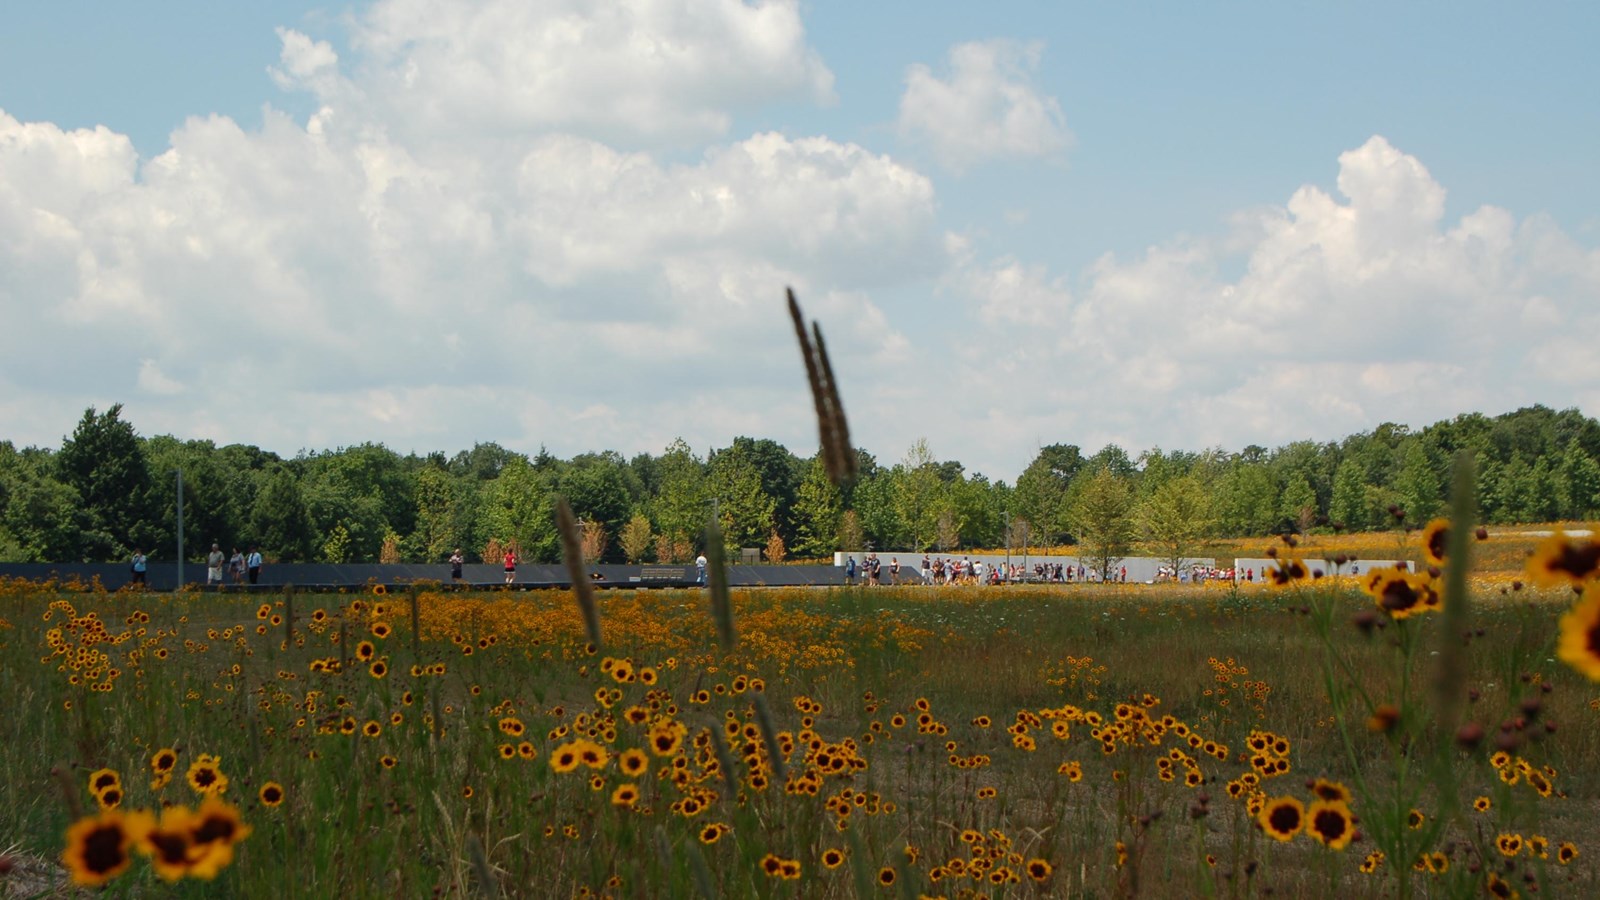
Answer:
(62, 808, 151, 886)
(185, 797, 252, 879)
(1367, 704, 1400, 733)
(610, 784, 639, 807)
(94, 785, 123, 809)
(139, 805, 197, 881)
(517, 741, 536, 760)
(186, 754, 228, 796)
(150, 748, 179, 775)
(619, 748, 648, 777)
(1258, 796, 1304, 841)
(877, 866, 897, 886)
(1528, 835, 1549, 859)
(1306, 800, 1355, 850)
(1485, 872, 1517, 899)
(259, 782, 284, 807)
(551, 742, 582, 774)
(1309, 778, 1351, 803)
(1526, 531, 1600, 589)
(380, 755, 398, 769)
(1556, 584, 1600, 681)
(1265, 556, 1310, 586)
(1407, 809, 1425, 829)
(1359, 850, 1385, 873)
(87, 769, 121, 795)
(821, 847, 845, 868)
(760, 854, 784, 877)
(1420, 518, 1451, 567)
(1026, 858, 1053, 881)
(699, 823, 729, 845)
(1473, 795, 1491, 812)
(1496, 833, 1524, 857)
(1557, 842, 1578, 864)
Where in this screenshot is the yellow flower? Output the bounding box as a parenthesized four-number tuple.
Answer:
(1306, 800, 1355, 850)
(1526, 531, 1600, 589)
(1420, 518, 1451, 567)
(62, 808, 152, 886)
(1258, 796, 1304, 841)
(1556, 584, 1600, 681)
(185, 754, 228, 796)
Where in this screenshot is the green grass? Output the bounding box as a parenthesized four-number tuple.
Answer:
(0, 578, 1596, 898)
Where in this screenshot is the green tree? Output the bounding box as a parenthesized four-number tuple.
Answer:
(650, 439, 706, 561)
(851, 473, 903, 550)
(708, 443, 777, 550)
(557, 454, 635, 558)
(1067, 467, 1136, 582)
(0, 448, 86, 561)
(410, 465, 466, 562)
(791, 457, 842, 558)
(1557, 440, 1600, 519)
(892, 439, 942, 551)
(57, 404, 158, 559)
(1139, 475, 1214, 576)
(250, 467, 315, 562)
(1213, 465, 1279, 535)
(1393, 438, 1444, 524)
(1278, 473, 1319, 537)
(478, 457, 559, 562)
(1329, 458, 1369, 531)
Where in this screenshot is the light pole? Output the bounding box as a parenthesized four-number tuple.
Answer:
(175, 467, 185, 589)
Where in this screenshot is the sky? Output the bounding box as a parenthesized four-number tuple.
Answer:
(2, 1, 1598, 482)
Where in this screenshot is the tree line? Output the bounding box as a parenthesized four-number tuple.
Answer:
(1, 404, 1597, 566)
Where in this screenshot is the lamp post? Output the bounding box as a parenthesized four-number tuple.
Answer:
(175, 467, 184, 590)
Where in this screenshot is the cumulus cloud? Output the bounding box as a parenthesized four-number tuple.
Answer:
(898, 39, 1070, 172)
(275, 0, 834, 148)
(3, 0, 1598, 485)
(0, 2, 926, 466)
(942, 136, 1600, 475)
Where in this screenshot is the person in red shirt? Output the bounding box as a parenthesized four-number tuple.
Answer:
(503, 547, 517, 585)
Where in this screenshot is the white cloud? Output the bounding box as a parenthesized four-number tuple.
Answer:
(274, 0, 834, 149)
(0, 5, 927, 468)
(941, 136, 1600, 475)
(3, 0, 1598, 488)
(898, 39, 1069, 172)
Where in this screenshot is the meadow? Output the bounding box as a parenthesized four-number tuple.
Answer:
(3, 523, 1600, 898)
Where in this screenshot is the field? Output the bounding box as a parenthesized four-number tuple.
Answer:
(3, 528, 1600, 898)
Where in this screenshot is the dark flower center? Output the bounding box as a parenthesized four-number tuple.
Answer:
(83, 825, 127, 874)
(1268, 805, 1300, 833)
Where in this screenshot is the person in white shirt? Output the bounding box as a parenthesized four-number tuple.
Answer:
(207, 544, 225, 585)
(695, 553, 708, 585)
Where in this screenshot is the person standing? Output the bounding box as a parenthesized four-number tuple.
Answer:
(206, 543, 225, 586)
(845, 555, 857, 586)
(229, 548, 245, 584)
(450, 548, 465, 583)
(503, 547, 517, 584)
(130, 548, 148, 586)
(246, 547, 263, 585)
(695, 553, 708, 585)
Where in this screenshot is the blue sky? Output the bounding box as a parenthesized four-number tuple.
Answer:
(3, 1, 1598, 479)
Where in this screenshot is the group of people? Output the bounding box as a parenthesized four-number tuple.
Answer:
(841, 555, 1141, 586)
(202, 544, 264, 585)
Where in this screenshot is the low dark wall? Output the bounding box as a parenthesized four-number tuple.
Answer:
(0, 562, 845, 592)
